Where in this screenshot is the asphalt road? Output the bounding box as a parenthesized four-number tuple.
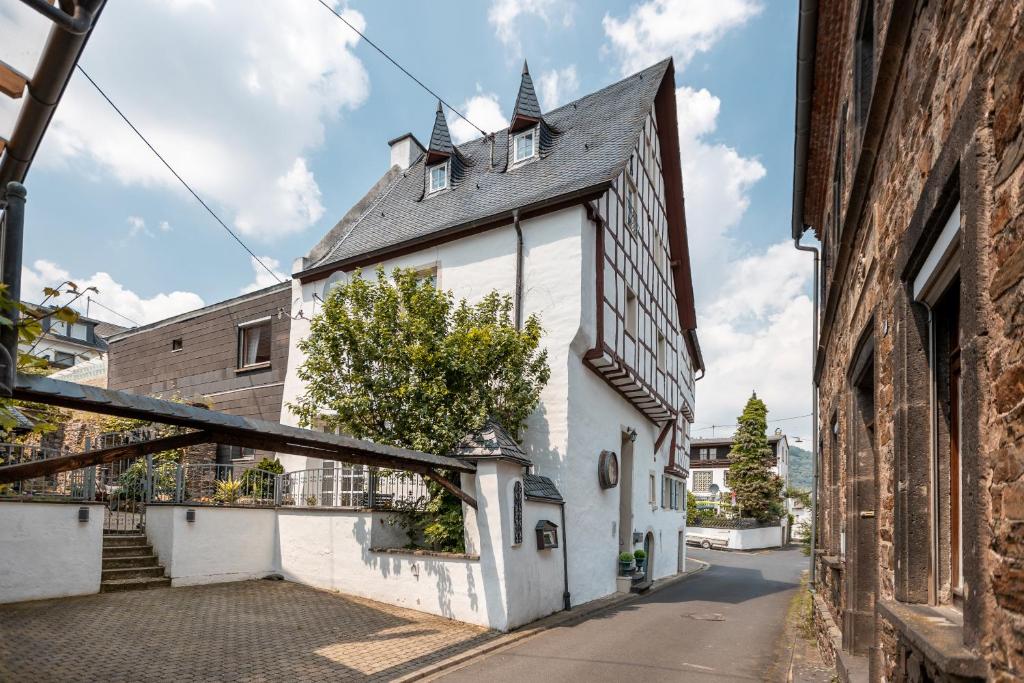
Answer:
(435, 546, 808, 682)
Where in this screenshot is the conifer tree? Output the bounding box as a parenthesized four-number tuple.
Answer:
(727, 392, 784, 521)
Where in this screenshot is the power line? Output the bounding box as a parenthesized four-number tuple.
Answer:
(314, 0, 489, 138)
(692, 413, 813, 432)
(86, 297, 140, 327)
(74, 65, 284, 284)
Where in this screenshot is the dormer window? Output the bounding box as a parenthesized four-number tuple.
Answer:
(428, 162, 448, 194)
(513, 128, 537, 163)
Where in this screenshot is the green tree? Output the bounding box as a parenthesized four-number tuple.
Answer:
(726, 392, 784, 522)
(290, 267, 550, 552)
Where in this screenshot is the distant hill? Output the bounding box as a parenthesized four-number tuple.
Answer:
(788, 444, 813, 491)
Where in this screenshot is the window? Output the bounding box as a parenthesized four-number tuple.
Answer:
(414, 264, 438, 287)
(69, 323, 89, 341)
(428, 162, 448, 193)
(657, 333, 667, 372)
(648, 473, 656, 504)
(854, 0, 875, 127)
(625, 287, 638, 338)
(693, 470, 712, 492)
(50, 320, 68, 336)
(238, 318, 272, 368)
(513, 128, 537, 163)
(171, 338, 183, 352)
(52, 351, 75, 368)
(216, 444, 256, 464)
(625, 176, 639, 233)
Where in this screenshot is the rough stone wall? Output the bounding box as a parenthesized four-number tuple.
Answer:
(808, 0, 1024, 680)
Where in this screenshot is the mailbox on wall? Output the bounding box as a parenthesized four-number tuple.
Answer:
(535, 520, 559, 550)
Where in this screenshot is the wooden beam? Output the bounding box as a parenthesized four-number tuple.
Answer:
(0, 59, 28, 99)
(425, 469, 477, 509)
(0, 430, 210, 484)
(204, 431, 434, 475)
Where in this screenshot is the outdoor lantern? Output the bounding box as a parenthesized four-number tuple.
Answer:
(78, 506, 89, 523)
(186, 509, 196, 523)
(535, 520, 558, 550)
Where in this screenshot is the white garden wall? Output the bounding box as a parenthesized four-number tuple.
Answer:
(0, 501, 103, 603)
(687, 525, 784, 550)
(146, 505, 277, 586)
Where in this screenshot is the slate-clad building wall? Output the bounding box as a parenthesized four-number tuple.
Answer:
(794, 1, 1024, 680)
(107, 283, 291, 423)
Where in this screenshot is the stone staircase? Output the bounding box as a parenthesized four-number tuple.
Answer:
(101, 534, 171, 593)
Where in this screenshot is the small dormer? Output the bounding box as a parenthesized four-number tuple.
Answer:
(425, 101, 454, 195)
(508, 61, 559, 168)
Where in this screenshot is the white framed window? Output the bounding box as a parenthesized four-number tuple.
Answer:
(428, 162, 448, 193)
(513, 128, 537, 163)
(69, 322, 89, 341)
(413, 264, 439, 287)
(49, 320, 68, 336)
(648, 473, 656, 504)
(237, 317, 272, 368)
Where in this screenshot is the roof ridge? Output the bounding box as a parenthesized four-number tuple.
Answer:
(320, 166, 410, 265)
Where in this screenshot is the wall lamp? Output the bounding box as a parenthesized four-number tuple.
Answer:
(626, 427, 638, 443)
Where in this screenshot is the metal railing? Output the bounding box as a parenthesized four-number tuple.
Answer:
(2, 459, 431, 512)
(0, 441, 66, 467)
(279, 467, 430, 511)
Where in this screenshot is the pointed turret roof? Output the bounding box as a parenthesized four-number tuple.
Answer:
(426, 101, 454, 164)
(454, 419, 531, 466)
(510, 61, 542, 131)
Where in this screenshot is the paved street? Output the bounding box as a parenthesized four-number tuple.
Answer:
(435, 547, 808, 682)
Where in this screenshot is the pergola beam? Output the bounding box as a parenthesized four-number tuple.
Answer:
(0, 430, 210, 484)
(425, 469, 478, 509)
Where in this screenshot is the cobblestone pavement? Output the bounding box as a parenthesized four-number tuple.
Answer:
(0, 581, 497, 682)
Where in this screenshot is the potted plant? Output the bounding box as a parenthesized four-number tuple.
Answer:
(633, 549, 647, 574)
(618, 551, 635, 575)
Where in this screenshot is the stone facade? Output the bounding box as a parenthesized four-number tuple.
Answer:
(794, 0, 1024, 680)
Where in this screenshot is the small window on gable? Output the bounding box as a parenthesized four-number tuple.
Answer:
(428, 162, 448, 194)
(238, 318, 272, 369)
(171, 338, 183, 352)
(625, 175, 639, 234)
(657, 333, 667, 372)
(625, 287, 638, 338)
(414, 264, 438, 288)
(513, 127, 537, 163)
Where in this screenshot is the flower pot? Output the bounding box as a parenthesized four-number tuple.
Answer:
(619, 560, 634, 576)
(634, 558, 647, 573)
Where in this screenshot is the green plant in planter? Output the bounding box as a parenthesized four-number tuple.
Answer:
(618, 551, 635, 576)
(214, 479, 242, 504)
(633, 549, 647, 560)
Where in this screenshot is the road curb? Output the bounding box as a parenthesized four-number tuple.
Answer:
(399, 559, 711, 682)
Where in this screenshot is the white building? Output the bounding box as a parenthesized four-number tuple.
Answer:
(18, 303, 125, 371)
(279, 59, 703, 613)
(687, 432, 791, 510)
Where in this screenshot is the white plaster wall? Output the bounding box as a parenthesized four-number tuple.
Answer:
(505, 498, 566, 627)
(687, 525, 783, 550)
(0, 501, 103, 603)
(277, 509, 498, 629)
(146, 506, 277, 586)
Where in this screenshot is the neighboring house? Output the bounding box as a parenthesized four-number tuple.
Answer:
(106, 282, 291, 464)
(281, 59, 703, 608)
(687, 433, 790, 508)
(19, 304, 126, 369)
(791, 0, 1022, 680)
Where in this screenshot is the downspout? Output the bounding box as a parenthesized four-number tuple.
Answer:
(559, 500, 571, 611)
(513, 209, 524, 330)
(794, 235, 819, 588)
(925, 303, 938, 604)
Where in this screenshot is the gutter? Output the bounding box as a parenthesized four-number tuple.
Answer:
(559, 500, 571, 611)
(794, 236, 820, 587)
(791, 0, 819, 240)
(0, 0, 106, 187)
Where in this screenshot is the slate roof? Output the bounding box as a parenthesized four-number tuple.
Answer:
(511, 60, 542, 125)
(523, 473, 563, 503)
(300, 59, 671, 275)
(427, 101, 455, 158)
(453, 419, 531, 466)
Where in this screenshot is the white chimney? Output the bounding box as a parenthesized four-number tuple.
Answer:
(388, 133, 425, 171)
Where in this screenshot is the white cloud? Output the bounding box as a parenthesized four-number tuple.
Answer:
(31, 0, 370, 241)
(240, 255, 288, 294)
(126, 215, 149, 238)
(158, 221, 172, 233)
(603, 0, 762, 75)
(449, 93, 510, 144)
(488, 0, 573, 57)
(538, 65, 580, 110)
(21, 259, 205, 327)
(693, 243, 814, 442)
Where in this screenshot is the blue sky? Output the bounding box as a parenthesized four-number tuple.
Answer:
(10, 0, 813, 441)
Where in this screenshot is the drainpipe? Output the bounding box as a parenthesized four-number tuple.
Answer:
(794, 233, 819, 588)
(513, 209, 524, 330)
(0, 183, 26, 394)
(559, 500, 571, 611)
(925, 303, 938, 604)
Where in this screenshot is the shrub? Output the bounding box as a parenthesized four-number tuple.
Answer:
(633, 549, 647, 560)
(618, 551, 634, 562)
(214, 479, 242, 504)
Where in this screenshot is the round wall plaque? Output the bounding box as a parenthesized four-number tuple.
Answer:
(598, 450, 619, 489)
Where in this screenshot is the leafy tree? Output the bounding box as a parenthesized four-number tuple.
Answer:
(686, 490, 700, 526)
(291, 267, 550, 552)
(726, 392, 784, 522)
